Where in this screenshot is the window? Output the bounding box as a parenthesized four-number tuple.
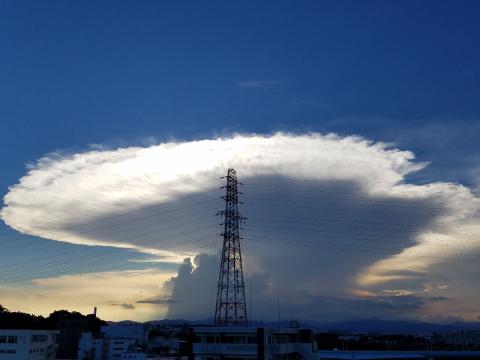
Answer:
(206, 336, 216, 344)
(0, 336, 6, 343)
(234, 336, 246, 344)
(7, 336, 17, 344)
(6, 349, 16, 354)
(32, 335, 47, 342)
(224, 336, 235, 344)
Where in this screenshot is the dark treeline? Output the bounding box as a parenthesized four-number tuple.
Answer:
(0, 304, 106, 331)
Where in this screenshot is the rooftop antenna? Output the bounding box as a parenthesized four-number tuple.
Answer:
(214, 168, 248, 327)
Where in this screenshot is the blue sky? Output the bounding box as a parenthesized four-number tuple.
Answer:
(1, 1, 479, 186)
(1, 1, 480, 321)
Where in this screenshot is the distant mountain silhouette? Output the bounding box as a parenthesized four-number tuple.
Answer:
(143, 317, 480, 334)
(302, 318, 480, 334)
(4, 303, 478, 336)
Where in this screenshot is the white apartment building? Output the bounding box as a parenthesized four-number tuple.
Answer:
(104, 338, 137, 360)
(188, 326, 317, 360)
(0, 329, 59, 360)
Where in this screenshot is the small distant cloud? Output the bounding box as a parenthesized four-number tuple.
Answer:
(349, 289, 377, 298)
(235, 80, 281, 88)
(384, 289, 416, 297)
(423, 283, 450, 293)
(111, 303, 135, 310)
(137, 298, 179, 305)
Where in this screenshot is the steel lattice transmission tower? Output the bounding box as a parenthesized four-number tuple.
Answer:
(214, 168, 248, 326)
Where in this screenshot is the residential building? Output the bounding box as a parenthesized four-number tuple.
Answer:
(104, 338, 137, 360)
(77, 325, 147, 360)
(187, 326, 316, 360)
(434, 330, 480, 347)
(0, 329, 59, 360)
(101, 325, 147, 345)
(77, 332, 103, 360)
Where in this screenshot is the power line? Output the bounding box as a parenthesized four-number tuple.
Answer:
(243, 199, 477, 218)
(0, 219, 221, 282)
(3, 211, 479, 283)
(2, 203, 479, 280)
(243, 193, 467, 212)
(2, 181, 480, 286)
(0, 240, 217, 286)
(247, 212, 467, 231)
(0, 223, 216, 272)
(248, 214, 480, 239)
(246, 222, 480, 251)
(0, 214, 217, 271)
(248, 235, 480, 263)
(0, 194, 220, 247)
(1, 183, 475, 253)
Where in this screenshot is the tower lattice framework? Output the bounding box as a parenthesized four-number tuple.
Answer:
(214, 168, 248, 326)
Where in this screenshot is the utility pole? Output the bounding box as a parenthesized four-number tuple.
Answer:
(214, 168, 248, 326)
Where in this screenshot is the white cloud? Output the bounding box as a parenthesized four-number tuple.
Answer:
(383, 289, 416, 297)
(2, 132, 480, 320)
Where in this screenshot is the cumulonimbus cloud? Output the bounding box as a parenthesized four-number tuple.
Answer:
(2, 132, 480, 320)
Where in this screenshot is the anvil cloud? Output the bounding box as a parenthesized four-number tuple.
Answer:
(2, 133, 480, 321)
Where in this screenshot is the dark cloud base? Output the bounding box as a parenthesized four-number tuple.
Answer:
(159, 176, 452, 322)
